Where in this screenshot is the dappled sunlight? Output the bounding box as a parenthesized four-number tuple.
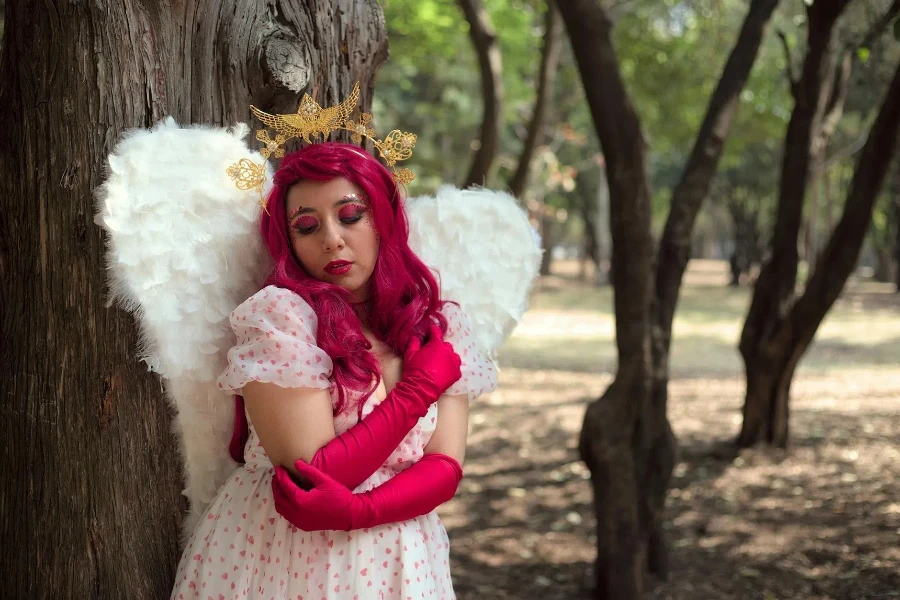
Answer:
(447, 264, 900, 599)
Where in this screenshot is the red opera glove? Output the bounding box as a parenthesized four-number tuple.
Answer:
(272, 462, 354, 531)
(306, 324, 461, 490)
(233, 323, 461, 491)
(272, 453, 463, 532)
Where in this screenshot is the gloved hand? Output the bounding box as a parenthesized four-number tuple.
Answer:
(303, 323, 461, 490)
(272, 452, 464, 531)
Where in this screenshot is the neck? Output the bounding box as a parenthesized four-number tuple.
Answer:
(352, 300, 370, 323)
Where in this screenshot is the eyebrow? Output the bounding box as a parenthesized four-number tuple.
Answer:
(288, 194, 365, 221)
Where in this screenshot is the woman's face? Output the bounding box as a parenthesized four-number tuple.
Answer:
(285, 177, 379, 302)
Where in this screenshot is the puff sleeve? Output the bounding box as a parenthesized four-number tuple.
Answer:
(216, 286, 333, 392)
(440, 302, 498, 402)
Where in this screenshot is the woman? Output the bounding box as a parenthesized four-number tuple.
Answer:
(171, 142, 497, 600)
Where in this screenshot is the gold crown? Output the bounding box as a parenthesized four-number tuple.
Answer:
(227, 83, 417, 210)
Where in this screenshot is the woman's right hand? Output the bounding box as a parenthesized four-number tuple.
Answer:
(401, 324, 462, 402)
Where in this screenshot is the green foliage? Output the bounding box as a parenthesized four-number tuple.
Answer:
(375, 0, 544, 193)
(374, 0, 899, 260)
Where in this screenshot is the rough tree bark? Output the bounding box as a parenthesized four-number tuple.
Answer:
(0, 1, 386, 597)
(737, 0, 854, 448)
(743, 60, 900, 440)
(558, 3, 652, 597)
(508, 1, 563, 198)
(558, 0, 780, 595)
(458, 0, 504, 187)
(644, 0, 780, 576)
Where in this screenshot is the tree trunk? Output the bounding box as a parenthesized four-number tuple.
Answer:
(508, 1, 562, 198)
(557, 2, 653, 596)
(539, 210, 560, 276)
(744, 59, 900, 445)
(0, 1, 385, 596)
(459, 0, 503, 188)
(738, 1, 851, 448)
(577, 171, 602, 278)
(559, 0, 780, 593)
(645, 0, 779, 575)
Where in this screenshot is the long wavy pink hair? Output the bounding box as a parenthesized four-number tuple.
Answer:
(259, 142, 447, 415)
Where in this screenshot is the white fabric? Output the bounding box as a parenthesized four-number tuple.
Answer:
(171, 290, 497, 599)
(215, 286, 496, 407)
(216, 287, 333, 391)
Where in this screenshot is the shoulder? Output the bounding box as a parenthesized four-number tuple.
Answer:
(438, 301, 477, 346)
(232, 285, 318, 327)
(218, 286, 333, 392)
(438, 301, 470, 328)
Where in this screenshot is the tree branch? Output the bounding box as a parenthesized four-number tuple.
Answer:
(458, 0, 504, 188)
(856, 0, 900, 52)
(508, 1, 562, 198)
(777, 29, 798, 97)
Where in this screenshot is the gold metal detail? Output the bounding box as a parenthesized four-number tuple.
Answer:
(227, 83, 417, 209)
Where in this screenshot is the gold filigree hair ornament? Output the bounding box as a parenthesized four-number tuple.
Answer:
(227, 82, 417, 211)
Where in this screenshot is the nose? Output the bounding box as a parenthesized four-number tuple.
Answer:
(321, 222, 345, 252)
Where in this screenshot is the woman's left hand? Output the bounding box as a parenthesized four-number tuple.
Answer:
(272, 460, 355, 531)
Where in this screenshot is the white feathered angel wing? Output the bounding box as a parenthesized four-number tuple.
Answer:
(407, 185, 542, 356)
(95, 118, 271, 536)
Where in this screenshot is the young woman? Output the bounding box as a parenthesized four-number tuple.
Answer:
(171, 142, 497, 600)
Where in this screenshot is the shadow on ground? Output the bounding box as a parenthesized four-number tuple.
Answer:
(443, 271, 900, 600)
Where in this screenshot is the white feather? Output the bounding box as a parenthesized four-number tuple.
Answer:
(95, 118, 271, 535)
(407, 185, 542, 355)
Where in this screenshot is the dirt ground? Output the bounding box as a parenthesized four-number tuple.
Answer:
(443, 260, 900, 600)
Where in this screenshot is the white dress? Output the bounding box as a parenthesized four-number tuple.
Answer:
(171, 286, 497, 600)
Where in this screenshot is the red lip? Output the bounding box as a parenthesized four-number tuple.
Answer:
(324, 260, 352, 275)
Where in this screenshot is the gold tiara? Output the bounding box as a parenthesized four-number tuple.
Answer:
(227, 83, 417, 210)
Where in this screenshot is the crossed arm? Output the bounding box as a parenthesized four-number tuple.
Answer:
(243, 382, 469, 475)
(244, 383, 468, 531)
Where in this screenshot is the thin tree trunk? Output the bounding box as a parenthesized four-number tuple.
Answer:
(738, 1, 852, 448)
(594, 165, 612, 285)
(0, 1, 385, 596)
(539, 209, 559, 276)
(559, 0, 781, 592)
(577, 171, 602, 278)
(459, 0, 503, 188)
(557, 2, 652, 596)
(755, 59, 900, 433)
(508, 1, 562, 198)
(738, 0, 900, 447)
(645, 0, 779, 576)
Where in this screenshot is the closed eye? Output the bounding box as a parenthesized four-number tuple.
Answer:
(292, 216, 319, 235)
(338, 204, 368, 225)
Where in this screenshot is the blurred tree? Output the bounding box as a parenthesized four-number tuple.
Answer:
(556, 0, 780, 596)
(458, 0, 504, 187)
(374, 0, 542, 192)
(508, 1, 563, 198)
(738, 0, 900, 448)
(0, 1, 385, 596)
(717, 142, 782, 284)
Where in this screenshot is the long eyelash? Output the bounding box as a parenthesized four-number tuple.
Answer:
(339, 205, 368, 223)
(291, 219, 318, 234)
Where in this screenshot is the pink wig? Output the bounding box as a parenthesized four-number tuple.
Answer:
(259, 142, 447, 415)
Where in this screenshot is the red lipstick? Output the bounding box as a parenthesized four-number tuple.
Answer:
(325, 260, 352, 275)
